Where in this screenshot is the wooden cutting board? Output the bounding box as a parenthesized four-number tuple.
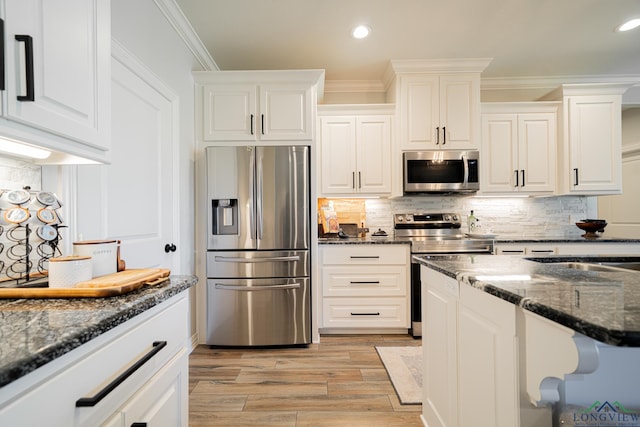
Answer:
(0, 269, 170, 299)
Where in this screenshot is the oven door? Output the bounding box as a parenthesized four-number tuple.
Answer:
(403, 150, 479, 194)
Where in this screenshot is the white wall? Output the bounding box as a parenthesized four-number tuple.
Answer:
(598, 108, 640, 238)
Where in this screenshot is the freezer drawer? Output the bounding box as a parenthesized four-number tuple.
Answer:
(206, 250, 309, 278)
(206, 277, 311, 346)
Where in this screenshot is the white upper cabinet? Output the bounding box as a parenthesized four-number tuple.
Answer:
(397, 73, 480, 150)
(389, 59, 491, 151)
(196, 70, 324, 144)
(481, 103, 558, 195)
(1, 0, 111, 162)
(319, 110, 392, 196)
(551, 83, 633, 195)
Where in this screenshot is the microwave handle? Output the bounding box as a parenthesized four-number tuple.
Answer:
(463, 154, 469, 184)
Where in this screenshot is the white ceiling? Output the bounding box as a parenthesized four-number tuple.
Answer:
(175, 0, 640, 86)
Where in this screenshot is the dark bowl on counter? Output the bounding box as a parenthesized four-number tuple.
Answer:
(576, 221, 607, 237)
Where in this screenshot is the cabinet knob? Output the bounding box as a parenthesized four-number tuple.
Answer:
(164, 243, 177, 253)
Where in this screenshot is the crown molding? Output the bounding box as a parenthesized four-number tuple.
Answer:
(153, 0, 218, 71)
(481, 75, 640, 91)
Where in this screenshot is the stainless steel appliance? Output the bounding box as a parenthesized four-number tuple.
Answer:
(205, 146, 311, 346)
(403, 150, 479, 194)
(394, 213, 494, 337)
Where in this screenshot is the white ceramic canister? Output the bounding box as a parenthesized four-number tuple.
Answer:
(48, 255, 92, 288)
(73, 240, 118, 278)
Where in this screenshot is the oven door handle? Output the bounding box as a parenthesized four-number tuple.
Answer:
(214, 255, 301, 263)
(414, 246, 493, 255)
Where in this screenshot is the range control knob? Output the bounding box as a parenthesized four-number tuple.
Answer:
(397, 216, 403, 222)
(444, 214, 451, 221)
(452, 214, 459, 221)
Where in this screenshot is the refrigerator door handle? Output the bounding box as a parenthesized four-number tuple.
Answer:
(215, 283, 302, 291)
(249, 147, 257, 240)
(214, 255, 301, 263)
(255, 147, 264, 240)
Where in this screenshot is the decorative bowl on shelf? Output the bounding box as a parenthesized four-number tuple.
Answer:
(576, 220, 607, 238)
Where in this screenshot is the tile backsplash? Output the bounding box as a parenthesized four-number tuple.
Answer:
(0, 156, 41, 191)
(364, 195, 595, 238)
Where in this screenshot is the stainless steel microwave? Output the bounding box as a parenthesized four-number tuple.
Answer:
(403, 150, 479, 194)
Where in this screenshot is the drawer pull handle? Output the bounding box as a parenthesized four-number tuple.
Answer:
(75, 341, 167, 407)
(131, 424, 147, 427)
(350, 312, 380, 316)
(349, 256, 380, 259)
(350, 281, 380, 284)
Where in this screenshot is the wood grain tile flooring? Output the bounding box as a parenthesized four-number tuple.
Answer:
(189, 334, 423, 426)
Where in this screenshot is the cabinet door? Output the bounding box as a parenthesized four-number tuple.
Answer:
(320, 117, 357, 194)
(458, 285, 518, 427)
(567, 95, 622, 193)
(398, 74, 440, 149)
(481, 114, 518, 193)
(518, 113, 556, 193)
(356, 116, 392, 194)
(260, 83, 313, 140)
(202, 84, 257, 141)
(439, 74, 479, 149)
(3, 0, 110, 150)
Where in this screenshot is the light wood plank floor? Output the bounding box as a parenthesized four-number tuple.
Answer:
(189, 334, 423, 426)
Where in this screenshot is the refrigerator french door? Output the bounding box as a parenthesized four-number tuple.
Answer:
(205, 146, 311, 346)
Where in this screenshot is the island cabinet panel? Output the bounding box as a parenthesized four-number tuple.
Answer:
(319, 244, 410, 332)
(0, 294, 189, 427)
(458, 284, 519, 427)
(422, 267, 459, 427)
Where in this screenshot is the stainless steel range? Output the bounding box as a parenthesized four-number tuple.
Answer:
(393, 213, 494, 337)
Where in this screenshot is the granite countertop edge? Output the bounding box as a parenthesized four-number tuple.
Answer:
(0, 275, 198, 388)
(319, 236, 640, 244)
(413, 255, 640, 347)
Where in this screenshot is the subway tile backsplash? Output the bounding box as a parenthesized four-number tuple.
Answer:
(0, 156, 42, 191)
(365, 195, 593, 238)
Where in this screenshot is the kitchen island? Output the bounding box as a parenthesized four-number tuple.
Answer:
(0, 275, 197, 426)
(415, 254, 640, 427)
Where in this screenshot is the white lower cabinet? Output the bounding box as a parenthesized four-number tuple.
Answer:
(495, 243, 557, 255)
(320, 244, 410, 332)
(495, 242, 640, 256)
(421, 266, 550, 427)
(0, 293, 189, 426)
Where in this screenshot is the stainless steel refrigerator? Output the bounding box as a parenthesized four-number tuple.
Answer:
(205, 146, 311, 346)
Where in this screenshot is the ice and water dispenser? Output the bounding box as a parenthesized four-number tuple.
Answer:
(211, 199, 238, 235)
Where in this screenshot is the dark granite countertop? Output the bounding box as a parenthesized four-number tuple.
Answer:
(0, 275, 198, 388)
(319, 235, 640, 245)
(414, 254, 640, 347)
(318, 237, 410, 245)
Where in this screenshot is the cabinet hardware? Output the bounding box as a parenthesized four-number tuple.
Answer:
(442, 126, 446, 145)
(436, 126, 440, 144)
(352, 171, 355, 189)
(350, 256, 380, 259)
(131, 424, 147, 427)
(358, 171, 362, 189)
(574, 168, 579, 186)
(0, 19, 5, 91)
(502, 250, 524, 254)
(15, 35, 34, 102)
(350, 281, 380, 284)
(261, 114, 265, 135)
(514, 170, 519, 187)
(521, 170, 525, 187)
(164, 243, 177, 253)
(75, 341, 167, 407)
(530, 250, 554, 253)
(250, 114, 254, 135)
(350, 312, 380, 316)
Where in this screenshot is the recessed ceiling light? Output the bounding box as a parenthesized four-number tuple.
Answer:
(352, 25, 370, 39)
(616, 18, 640, 32)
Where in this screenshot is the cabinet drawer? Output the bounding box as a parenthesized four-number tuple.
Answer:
(322, 266, 407, 297)
(322, 297, 409, 328)
(0, 294, 189, 427)
(321, 245, 408, 265)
